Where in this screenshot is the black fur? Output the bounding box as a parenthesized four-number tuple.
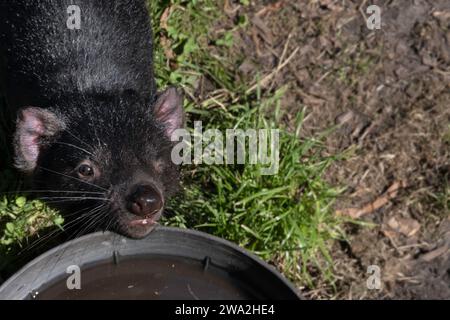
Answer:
(0, 0, 184, 238)
(1, 0, 156, 106)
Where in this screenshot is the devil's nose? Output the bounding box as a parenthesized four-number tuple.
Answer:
(127, 185, 163, 217)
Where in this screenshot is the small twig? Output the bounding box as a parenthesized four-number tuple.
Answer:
(358, 0, 368, 23)
(256, 1, 285, 17)
(224, 0, 240, 15)
(420, 244, 449, 262)
(336, 181, 407, 219)
(279, 33, 293, 67)
(246, 46, 299, 94)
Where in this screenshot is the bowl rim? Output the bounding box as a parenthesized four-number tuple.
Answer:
(0, 226, 301, 299)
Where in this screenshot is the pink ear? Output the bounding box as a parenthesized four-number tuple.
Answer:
(153, 87, 184, 138)
(14, 107, 64, 173)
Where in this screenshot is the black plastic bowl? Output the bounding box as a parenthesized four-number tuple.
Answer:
(0, 227, 301, 300)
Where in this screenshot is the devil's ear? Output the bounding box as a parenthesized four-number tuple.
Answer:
(14, 107, 65, 173)
(153, 87, 184, 138)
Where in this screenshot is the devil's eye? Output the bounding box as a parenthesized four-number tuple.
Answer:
(77, 164, 94, 177)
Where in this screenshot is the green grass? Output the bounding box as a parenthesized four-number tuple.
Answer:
(0, 0, 346, 288)
(152, 0, 346, 286)
(164, 94, 345, 285)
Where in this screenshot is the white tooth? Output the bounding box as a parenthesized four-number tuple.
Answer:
(141, 219, 148, 225)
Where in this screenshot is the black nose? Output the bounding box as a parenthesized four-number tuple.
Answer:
(127, 185, 163, 217)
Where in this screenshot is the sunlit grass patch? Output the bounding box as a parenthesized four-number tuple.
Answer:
(154, 1, 346, 287)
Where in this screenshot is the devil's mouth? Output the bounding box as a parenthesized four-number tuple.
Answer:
(129, 217, 158, 226)
(127, 210, 162, 227)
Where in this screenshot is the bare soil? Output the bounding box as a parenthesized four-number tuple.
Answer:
(225, 0, 450, 299)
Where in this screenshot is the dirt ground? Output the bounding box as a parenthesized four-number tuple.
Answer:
(224, 0, 450, 299)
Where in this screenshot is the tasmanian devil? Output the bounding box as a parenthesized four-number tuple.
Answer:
(0, 0, 184, 238)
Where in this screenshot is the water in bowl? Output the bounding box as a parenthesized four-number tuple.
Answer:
(33, 255, 261, 300)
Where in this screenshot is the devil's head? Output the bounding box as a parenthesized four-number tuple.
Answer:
(14, 88, 184, 238)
